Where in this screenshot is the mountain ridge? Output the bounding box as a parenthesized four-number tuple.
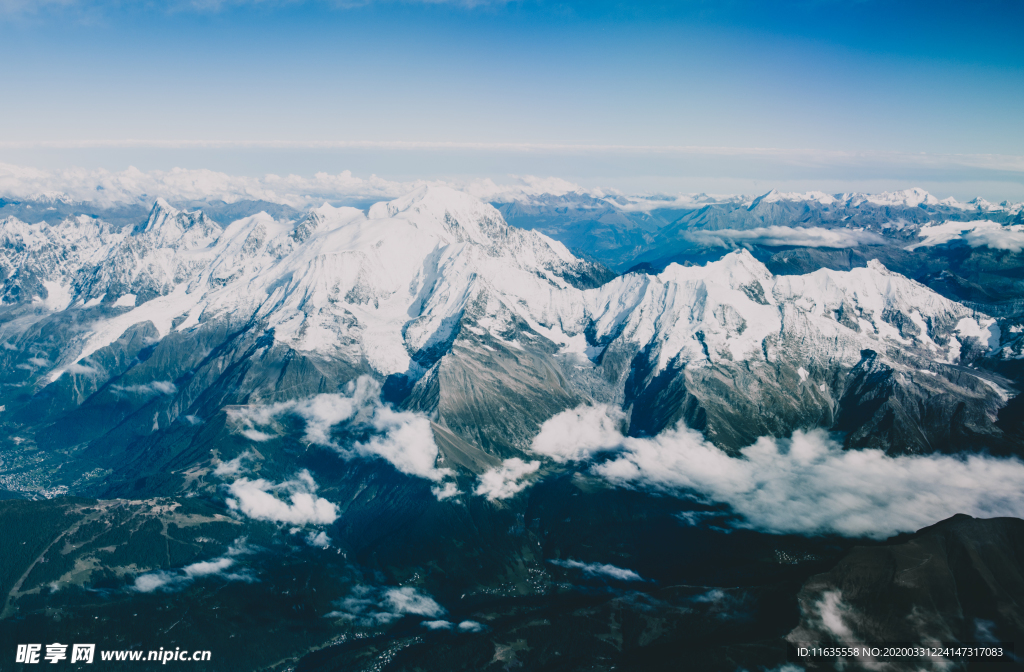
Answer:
(0, 185, 1018, 504)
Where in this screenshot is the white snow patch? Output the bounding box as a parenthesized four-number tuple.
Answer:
(112, 293, 137, 308)
(40, 280, 73, 311)
(956, 317, 1000, 351)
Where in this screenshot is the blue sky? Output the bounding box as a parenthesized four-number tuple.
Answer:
(1, 0, 1022, 199)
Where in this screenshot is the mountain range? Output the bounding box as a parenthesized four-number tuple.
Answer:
(2, 185, 1023, 671)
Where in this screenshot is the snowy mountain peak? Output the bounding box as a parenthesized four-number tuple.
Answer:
(861, 187, 939, 207)
(368, 185, 507, 247)
(747, 189, 779, 209)
(751, 189, 838, 207)
(864, 259, 903, 278)
(660, 249, 772, 291)
(153, 196, 174, 211)
(134, 199, 221, 249)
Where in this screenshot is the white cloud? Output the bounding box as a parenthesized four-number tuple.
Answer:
(110, 380, 177, 396)
(213, 450, 256, 477)
(1, 161, 1019, 221)
(290, 388, 369, 444)
(474, 458, 540, 500)
(690, 588, 755, 621)
(606, 193, 740, 212)
(418, 618, 485, 632)
(0, 0, 513, 22)
(326, 585, 446, 626)
(226, 469, 339, 526)
(964, 226, 1024, 253)
(470, 174, 585, 202)
(227, 376, 455, 493)
(684, 226, 885, 249)
(383, 586, 445, 616)
(183, 556, 235, 577)
(241, 429, 275, 442)
(548, 559, 643, 582)
(530, 404, 625, 463)
(306, 530, 331, 548)
(0, 0, 77, 17)
(133, 540, 253, 593)
(422, 619, 454, 630)
(598, 427, 1024, 539)
(430, 481, 462, 500)
(0, 161, 583, 210)
(65, 362, 100, 375)
(356, 406, 451, 483)
(907, 220, 1024, 253)
(19, 356, 50, 370)
(531, 406, 1024, 539)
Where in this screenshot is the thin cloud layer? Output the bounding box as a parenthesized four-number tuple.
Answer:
(109, 381, 177, 397)
(684, 226, 886, 249)
(0, 162, 585, 210)
(0, 0, 511, 17)
(966, 226, 1024, 253)
(133, 541, 253, 593)
(227, 469, 339, 526)
(213, 450, 256, 477)
(531, 405, 1024, 539)
(419, 618, 486, 632)
(325, 585, 446, 626)
(548, 559, 644, 582)
(907, 220, 1024, 253)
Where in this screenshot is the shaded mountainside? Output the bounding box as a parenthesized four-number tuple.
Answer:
(789, 514, 1024, 671)
(0, 484, 862, 672)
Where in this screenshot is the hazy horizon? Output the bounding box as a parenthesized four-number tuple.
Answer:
(2, 0, 1022, 200)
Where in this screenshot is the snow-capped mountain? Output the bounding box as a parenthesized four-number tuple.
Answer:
(0, 186, 1017, 499)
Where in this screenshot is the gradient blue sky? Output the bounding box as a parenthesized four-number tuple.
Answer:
(2, 0, 1022, 199)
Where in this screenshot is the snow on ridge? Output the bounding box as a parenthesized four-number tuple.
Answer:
(579, 249, 994, 384)
(859, 187, 939, 207)
(4, 182, 1005, 391)
(746, 189, 836, 207)
(21, 185, 602, 377)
